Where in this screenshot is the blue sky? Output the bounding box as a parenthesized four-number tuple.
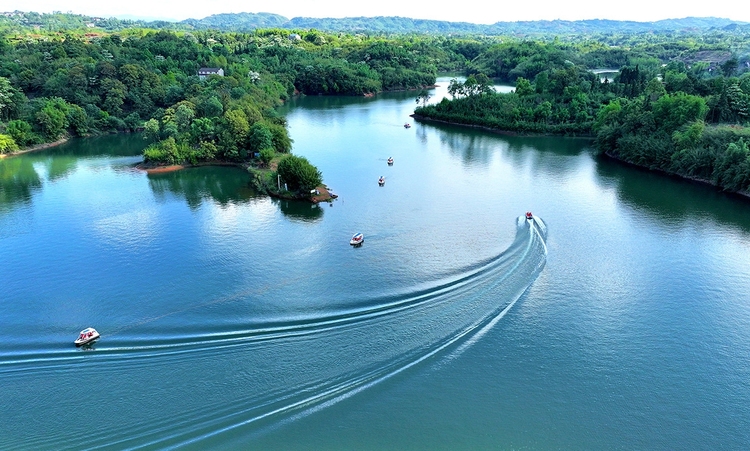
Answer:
(7, 0, 750, 24)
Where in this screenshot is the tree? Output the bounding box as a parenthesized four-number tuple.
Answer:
(248, 122, 273, 155)
(715, 139, 750, 191)
(416, 89, 431, 107)
(173, 104, 195, 133)
(189, 118, 215, 144)
(67, 104, 89, 136)
(143, 119, 161, 142)
(447, 78, 462, 99)
(0, 77, 20, 121)
(99, 78, 127, 117)
(276, 155, 322, 192)
(259, 148, 275, 167)
(652, 93, 708, 134)
(534, 101, 552, 124)
(0, 134, 18, 154)
(5, 120, 34, 147)
(721, 58, 739, 77)
(35, 98, 70, 140)
(198, 96, 224, 118)
(515, 77, 534, 96)
(644, 78, 666, 102)
(124, 113, 142, 132)
(266, 122, 292, 153)
(143, 136, 183, 165)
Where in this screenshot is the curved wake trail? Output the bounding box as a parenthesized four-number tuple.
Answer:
(0, 217, 547, 450)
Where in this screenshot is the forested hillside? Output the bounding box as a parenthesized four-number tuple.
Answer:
(415, 37, 750, 193)
(1, 10, 746, 35)
(0, 28, 457, 162)
(2, 11, 750, 194)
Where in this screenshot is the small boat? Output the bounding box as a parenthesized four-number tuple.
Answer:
(404, 123, 411, 128)
(74, 327, 100, 347)
(378, 176, 385, 186)
(350, 233, 364, 246)
(525, 211, 533, 220)
(387, 157, 394, 165)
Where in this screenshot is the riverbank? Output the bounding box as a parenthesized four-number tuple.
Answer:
(601, 150, 750, 201)
(0, 137, 69, 159)
(410, 114, 594, 138)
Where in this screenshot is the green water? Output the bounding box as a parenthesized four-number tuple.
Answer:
(1, 79, 749, 450)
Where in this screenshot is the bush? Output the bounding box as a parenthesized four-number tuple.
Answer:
(276, 154, 322, 192)
(0, 134, 19, 153)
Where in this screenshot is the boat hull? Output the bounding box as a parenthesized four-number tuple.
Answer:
(75, 334, 100, 347)
(74, 328, 100, 346)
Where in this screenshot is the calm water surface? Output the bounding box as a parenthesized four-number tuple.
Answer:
(1, 78, 749, 450)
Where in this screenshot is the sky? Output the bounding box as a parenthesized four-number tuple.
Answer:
(4, 0, 750, 24)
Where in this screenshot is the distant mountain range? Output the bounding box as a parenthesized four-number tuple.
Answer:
(3, 10, 749, 35)
(180, 14, 749, 34)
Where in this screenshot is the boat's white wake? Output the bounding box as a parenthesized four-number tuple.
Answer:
(0, 216, 548, 450)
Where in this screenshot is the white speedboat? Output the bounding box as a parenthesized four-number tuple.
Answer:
(350, 233, 364, 246)
(404, 123, 411, 128)
(387, 157, 394, 165)
(75, 327, 100, 347)
(378, 176, 385, 186)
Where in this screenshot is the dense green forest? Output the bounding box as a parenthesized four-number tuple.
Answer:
(2, 11, 750, 194)
(0, 25, 459, 194)
(414, 36, 750, 194)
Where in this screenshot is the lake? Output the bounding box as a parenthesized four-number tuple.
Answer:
(1, 77, 749, 450)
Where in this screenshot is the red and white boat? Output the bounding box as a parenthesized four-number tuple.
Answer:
(525, 211, 533, 220)
(74, 327, 100, 347)
(387, 157, 394, 165)
(350, 233, 364, 246)
(378, 176, 385, 186)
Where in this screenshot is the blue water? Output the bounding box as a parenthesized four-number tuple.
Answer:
(1, 78, 750, 449)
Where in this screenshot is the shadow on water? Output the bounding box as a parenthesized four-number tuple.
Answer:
(0, 156, 42, 210)
(47, 134, 148, 158)
(280, 90, 422, 114)
(274, 197, 325, 223)
(280, 94, 377, 113)
(147, 166, 262, 210)
(595, 154, 750, 231)
(1, 134, 149, 211)
(421, 119, 595, 171)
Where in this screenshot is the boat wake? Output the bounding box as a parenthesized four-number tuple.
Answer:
(0, 216, 547, 450)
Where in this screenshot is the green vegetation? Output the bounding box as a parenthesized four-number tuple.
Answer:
(415, 36, 750, 194)
(2, 11, 750, 195)
(0, 23, 454, 174)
